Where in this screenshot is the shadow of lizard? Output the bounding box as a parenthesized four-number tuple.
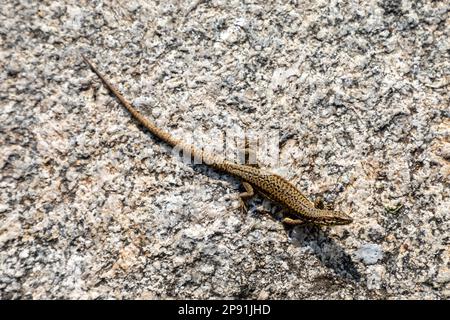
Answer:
(285, 223, 361, 282)
(181, 161, 361, 282)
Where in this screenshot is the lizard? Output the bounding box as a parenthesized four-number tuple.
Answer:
(81, 54, 353, 226)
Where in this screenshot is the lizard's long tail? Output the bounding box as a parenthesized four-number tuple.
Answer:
(82, 54, 184, 149)
(82, 54, 223, 166)
(82, 53, 228, 167)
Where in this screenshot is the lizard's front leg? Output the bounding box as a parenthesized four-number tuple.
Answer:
(279, 208, 306, 226)
(281, 217, 306, 226)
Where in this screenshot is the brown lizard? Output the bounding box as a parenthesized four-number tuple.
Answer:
(82, 54, 353, 226)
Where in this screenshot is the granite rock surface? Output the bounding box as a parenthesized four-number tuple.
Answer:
(0, 0, 449, 299)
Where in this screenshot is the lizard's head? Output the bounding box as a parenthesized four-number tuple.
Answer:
(315, 209, 353, 226)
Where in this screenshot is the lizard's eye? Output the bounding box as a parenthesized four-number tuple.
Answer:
(336, 212, 353, 224)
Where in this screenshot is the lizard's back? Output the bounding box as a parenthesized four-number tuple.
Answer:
(215, 161, 314, 213)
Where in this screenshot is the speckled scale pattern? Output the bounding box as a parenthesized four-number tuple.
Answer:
(215, 161, 331, 222)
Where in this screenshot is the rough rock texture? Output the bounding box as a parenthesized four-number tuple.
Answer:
(0, 0, 449, 299)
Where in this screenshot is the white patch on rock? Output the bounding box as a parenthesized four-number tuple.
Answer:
(356, 244, 384, 265)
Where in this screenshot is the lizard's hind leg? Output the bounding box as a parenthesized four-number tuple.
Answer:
(314, 196, 334, 210)
(238, 181, 255, 214)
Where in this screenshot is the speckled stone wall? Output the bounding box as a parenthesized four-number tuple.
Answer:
(0, 0, 449, 299)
